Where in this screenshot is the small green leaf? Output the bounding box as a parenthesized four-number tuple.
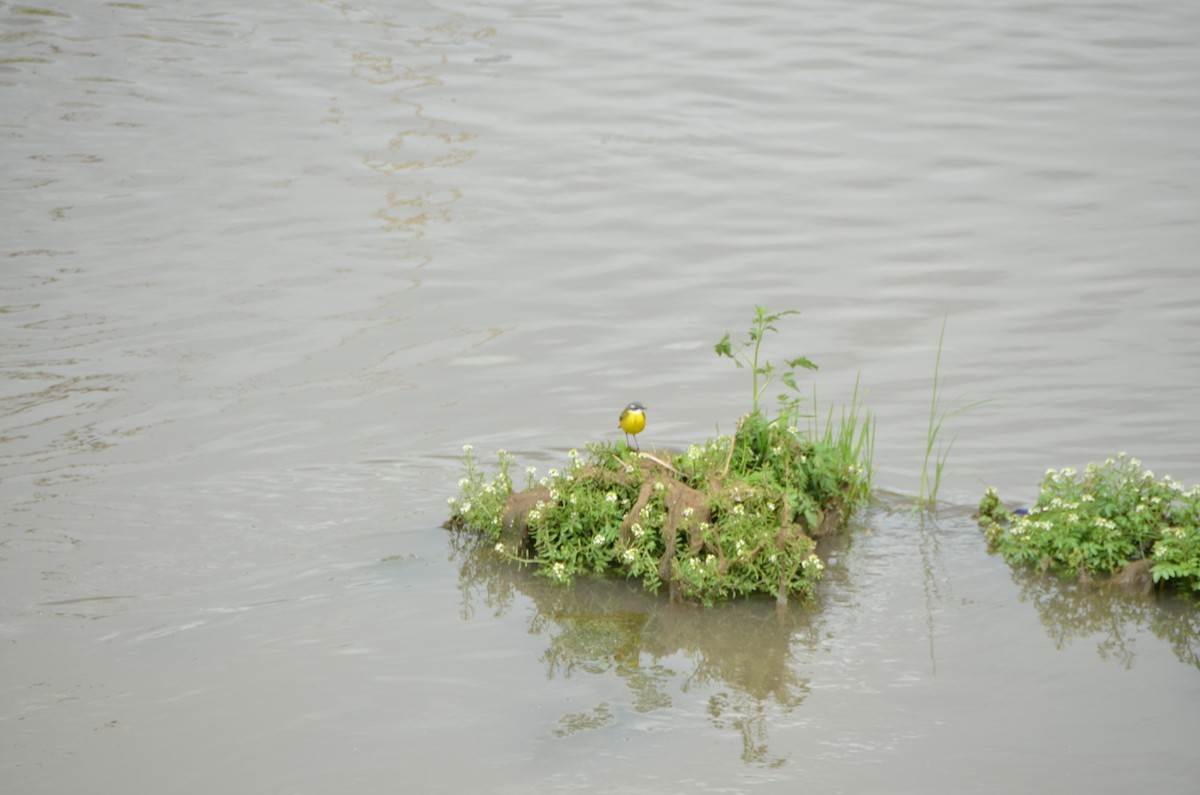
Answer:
(786, 356, 818, 371)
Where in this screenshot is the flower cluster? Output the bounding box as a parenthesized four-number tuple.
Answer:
(980, 454, 1200, 589)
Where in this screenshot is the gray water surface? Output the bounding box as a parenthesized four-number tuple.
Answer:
(4, 0, 1199, 792)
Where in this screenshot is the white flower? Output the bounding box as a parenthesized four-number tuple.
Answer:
(682, 507, 694, 519)
(551, 562, 567, 580)
(767, 502, 776, 512)
(549, 468, 559, 478)
(526, 466, 537, 476)
(568, 448, 579, 458)
(625, 465, 635, 475)
(569, 493, 578, 505)
(654, 481, 665, 492)
(458, 478, 469, 489)
(496, 448, 507, 456)
(622, 548, 637, 563)
(462, 444, 474, 453)
(606, 492, 618, 503)
(447, 496, 457, 506)
(732, 504, 745, 516)
(593, 533, 606, 546)
(494, 542, 505, 553)
(1081, 494, 1095, 502)
(461, 501, 472, 513)
(632, 523, 645, 538)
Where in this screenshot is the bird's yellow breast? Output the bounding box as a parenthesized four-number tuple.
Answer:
(619, 408, 646, 435)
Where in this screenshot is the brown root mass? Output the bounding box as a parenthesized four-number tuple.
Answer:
(500, 487, 551, 554)
(1109, 559, 1154, 596)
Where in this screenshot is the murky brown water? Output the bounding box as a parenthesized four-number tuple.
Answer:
(3, 0, 1199, 791)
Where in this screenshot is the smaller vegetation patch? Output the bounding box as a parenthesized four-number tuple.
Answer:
(978, 453, 1200, 593)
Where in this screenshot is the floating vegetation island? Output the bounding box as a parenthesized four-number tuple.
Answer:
(445, 308, 875, 605)
(446, 411, 872, 605)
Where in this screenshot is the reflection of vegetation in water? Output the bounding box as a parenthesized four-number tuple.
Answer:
(447, 526, 516, 620)
(553, 703, 615, 738)
(541, 611, 649, 678)
(707, 691, 790, 768)
(449, 531, 817, 765)
(1010, 567, 1200, 670)
(916, 511, 950, 676)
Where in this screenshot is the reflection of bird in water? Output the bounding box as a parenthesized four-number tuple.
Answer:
(618, 402, 646, 451)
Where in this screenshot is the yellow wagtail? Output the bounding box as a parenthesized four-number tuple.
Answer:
(618, 401, 646, 451)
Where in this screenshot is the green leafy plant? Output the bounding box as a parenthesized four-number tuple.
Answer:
(810, 374, 876, 503)
(979, 454, 1200, 591)
(714, 306, 817, 422)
